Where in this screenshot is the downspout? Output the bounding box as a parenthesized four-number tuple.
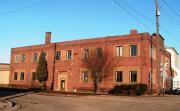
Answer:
(51, 43, 56, 90)
(169, 54, 173, 90)
(141, 34, 143, 84)
(150, 35, 153, 95)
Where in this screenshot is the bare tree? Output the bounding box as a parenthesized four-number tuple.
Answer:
(83, 47, 113, 93)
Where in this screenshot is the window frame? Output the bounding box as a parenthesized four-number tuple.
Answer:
(82, 71, 89, 82)
(14, 55, 20, 63)
(83, 48, 89, 59)
(33, 53, 38, 62)
(115, 71, 123, 82)
(21, 54, 26, 63)
(116, 46, 123, 57)
(56, 51, 61, 60)
(130, 45, 138, 56)
(96, 47, 103, 58)
(130, 71, 137, 83)
(67, 50, 72, 60)
(14, 72, 18, 80)
(20, 72, 25, 80)
(32, 72, 37, 81)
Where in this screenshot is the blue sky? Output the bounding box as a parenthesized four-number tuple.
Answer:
(0, 0, 180, 63)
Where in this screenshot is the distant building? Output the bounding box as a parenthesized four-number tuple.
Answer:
(166, 47, 180, 89)
(9, 30, 172, 93)
(0, 63, 10, 87)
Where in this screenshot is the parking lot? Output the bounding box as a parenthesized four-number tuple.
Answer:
(8, 93, 180, 111)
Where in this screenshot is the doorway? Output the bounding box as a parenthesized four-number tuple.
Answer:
(60, 79, 66, 91)
(57, 71, 68, 91)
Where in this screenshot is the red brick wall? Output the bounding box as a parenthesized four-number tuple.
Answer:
(9, 31, 172, 93)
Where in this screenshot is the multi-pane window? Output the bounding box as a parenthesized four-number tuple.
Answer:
(116, 46, 123, 57)
(21, 54, 26, 63)
(20, 72, 24, 80)
(32, 72, 36, 81)
(116, 71, 123, 82)
(67, 50, 72, 60)
(33, 53, 38, 62)
(82, 71, 89, 82)
(83, 49, 89, 59)
(130, 71, 137, 82)
(130, 45, 137, 56)
(96, 47, 102, 58)
(14, 55, 19, 63)
(56, 51, 61, 60)
(14, 72, 18, 80)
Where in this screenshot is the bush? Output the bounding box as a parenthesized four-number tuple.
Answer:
(109, 84, 147, 96)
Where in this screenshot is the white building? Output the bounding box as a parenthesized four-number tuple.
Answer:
(166, 48, 180, 89)
(0, 63, 10, 87)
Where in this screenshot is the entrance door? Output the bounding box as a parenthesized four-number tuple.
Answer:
(60, 79, 66, 91)
(57, 71, 68, 91)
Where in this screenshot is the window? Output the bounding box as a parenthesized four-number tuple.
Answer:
(21, 54, 26, 63)
(130, 45, 137, 56)
(130, 71, 137, 82)
(116, 46, 123, 57)
(14, 55, 19, 63)
(33, 53, 38, 62)
(56, 51, 61, 60)
(82, 71, 89, 82)
(83, 48, 89, 59)
(67, 50, 72, 60)
(96, 47, 102, 58)
(20, 72, 24, 80)
(32, 72, 36, 81)
(14, 72, 18, 80)
(116, 71, 123, 82)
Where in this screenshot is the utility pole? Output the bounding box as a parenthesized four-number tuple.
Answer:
(156, 0, 161, 95)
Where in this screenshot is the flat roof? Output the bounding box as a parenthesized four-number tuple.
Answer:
(0, 63, 10, 65)
(11, 32, 149, 50)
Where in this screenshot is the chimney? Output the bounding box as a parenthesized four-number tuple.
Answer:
(45, 32, 51, 44)
(130, 29, 138, 35)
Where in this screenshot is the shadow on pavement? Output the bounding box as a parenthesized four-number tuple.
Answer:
(0, 87, 40, 98)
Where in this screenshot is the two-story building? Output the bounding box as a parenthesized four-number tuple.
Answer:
(9, 30, 172, 93)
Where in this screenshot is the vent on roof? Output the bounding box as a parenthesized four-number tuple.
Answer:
(130, 29, 138, 35)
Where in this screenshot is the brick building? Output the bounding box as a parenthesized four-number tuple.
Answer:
(9, 30, 172, 93)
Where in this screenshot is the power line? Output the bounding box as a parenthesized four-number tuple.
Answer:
(121, 0, 155, 25)
(0, 0, 52, 17)
(159, 5, 180, 26)
(112, 0, 153, 31)
(162, 0, 180, 19)
(112, 0, 179, 44)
